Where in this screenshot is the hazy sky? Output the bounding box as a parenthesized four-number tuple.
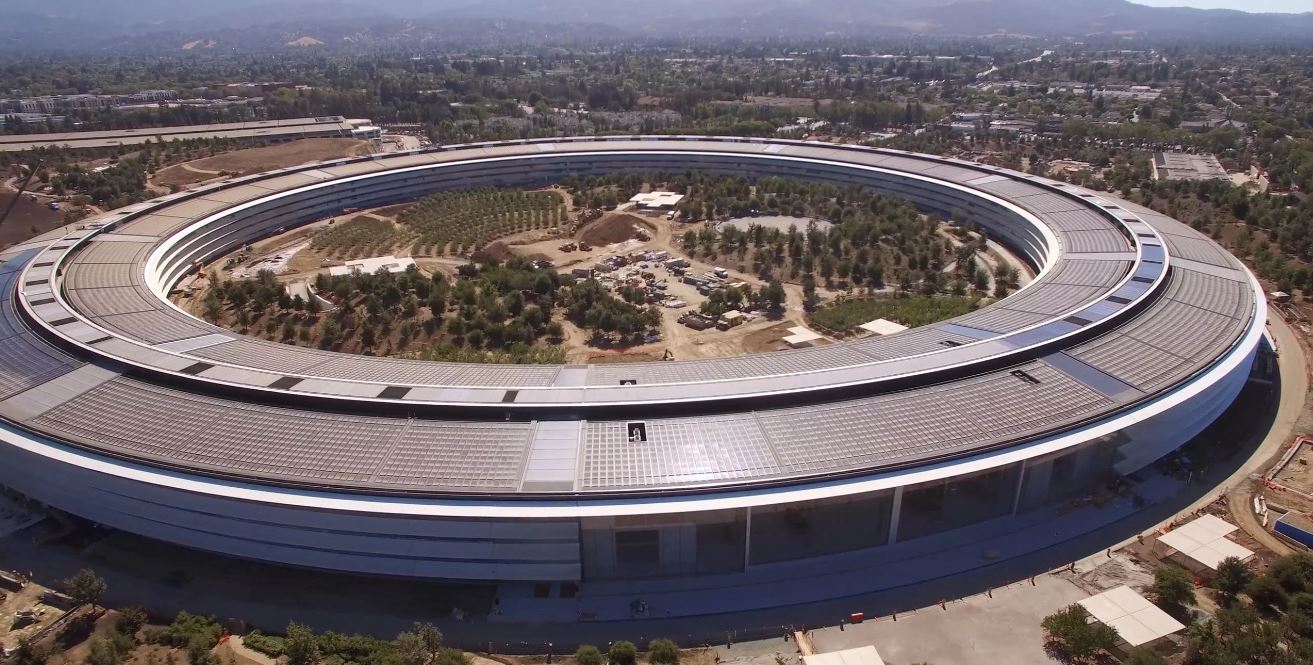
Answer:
(1135, 0, 1313, 12)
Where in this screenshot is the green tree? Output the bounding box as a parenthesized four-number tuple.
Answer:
(1286, 592, 1313, 639)
(1151, 565, 1195, 615)
(574, 645, 603, 665)
(433, 648, 469, 665)
(608, 641, 637, 665)
(1214, 556, 1252, 601)
(117, 606, 149, 637)
(396, 622, 444, 665)
(10, 639, 49, 665)
(86, 637, 122, 665)
(1245, 575, 1289, 613)
(283, 622, 319, 665)
(63, 568, 107, 610)
(647, 639, 679, 665)
(1041, 605, 1118, 664)
(1269, 553, 1313, 594)
(187, 640, 219, 665)
(1122, 649, 1167, 665)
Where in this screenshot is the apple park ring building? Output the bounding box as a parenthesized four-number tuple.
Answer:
(0, 137, 1266, 593)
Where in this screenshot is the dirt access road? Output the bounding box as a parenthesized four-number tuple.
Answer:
(1222, 311, 1310, 556)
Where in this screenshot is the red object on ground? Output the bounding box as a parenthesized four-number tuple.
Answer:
(849, 612, 864, 624)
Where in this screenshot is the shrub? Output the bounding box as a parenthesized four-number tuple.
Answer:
(243, 630, 287, 658)
(575, 645, 603, 665)
(116, 606, 149, 638)
(144, 612, 222, 649)
(647, 639, 679, 665)
(608, 641, 637, 665)
(434, 647, 469, 665)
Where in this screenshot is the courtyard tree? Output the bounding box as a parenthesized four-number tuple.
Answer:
(1151, 565, 1195, 617)
(1040, 605, 1118, 665)
(1214, 556, 1252, 602)
(63, 568, 107, 611)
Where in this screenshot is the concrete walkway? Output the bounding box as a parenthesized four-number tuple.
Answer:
(808, 575, 1086, 665)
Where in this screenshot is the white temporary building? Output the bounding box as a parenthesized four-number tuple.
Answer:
(859, 318, 909, 336)
(1156, 514, 1255, 572)
(784, 326, 823, 348)
(629, 191, 685, 209)
(1077, 585, 1185, 648)
(329, 255, 416, 277)
(802, 646, 886, 665)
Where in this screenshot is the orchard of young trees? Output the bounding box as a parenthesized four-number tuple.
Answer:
(202, 257, 661, 363)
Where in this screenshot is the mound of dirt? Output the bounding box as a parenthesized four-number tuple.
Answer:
(578, 213, 653, 246)
(471, 241, 515, 263)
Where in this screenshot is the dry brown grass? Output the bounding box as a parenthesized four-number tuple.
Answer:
(152, 138, 371, 188)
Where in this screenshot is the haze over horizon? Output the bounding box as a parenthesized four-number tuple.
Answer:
(1134, 0, 1312, 12)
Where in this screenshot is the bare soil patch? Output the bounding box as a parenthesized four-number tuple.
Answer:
(152, 138, 371, 188)
(473, 241, 515, 263)
(0, 193, 65, 249)
(740, 320, 811, 354)
(578, 213, 654, 246)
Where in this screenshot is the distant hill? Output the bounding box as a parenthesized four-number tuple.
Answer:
(4, 0, 1313, 52)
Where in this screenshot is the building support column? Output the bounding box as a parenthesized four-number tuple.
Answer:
(887, 487, 904, 546)
(1012, 462, 1028, 517)
(743, 506, 752, 572)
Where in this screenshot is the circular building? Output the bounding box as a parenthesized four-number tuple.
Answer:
(0, 138, 1263, 601)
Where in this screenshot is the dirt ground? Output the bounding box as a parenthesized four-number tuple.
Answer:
(0, 579, 68, 653)
(0, 193, 66, 250)
(1269, 440, 1313, 515)
(578, 213, 654, 246)
(152, 139, 372, 189)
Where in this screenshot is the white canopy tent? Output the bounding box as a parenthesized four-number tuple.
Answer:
(1077, 585, 1185, 647)
(1157, 514, 1255, 572)
(783, 326, 823, 348)
(859, 318, 908, 336)
(803, 646, 886, 665)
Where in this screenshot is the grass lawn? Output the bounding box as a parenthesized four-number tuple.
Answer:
(811, 295, 977, 331)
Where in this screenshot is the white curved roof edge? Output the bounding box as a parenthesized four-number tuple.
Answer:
(17, 144, 1165, 406)
(0, 269, 1265, 520)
